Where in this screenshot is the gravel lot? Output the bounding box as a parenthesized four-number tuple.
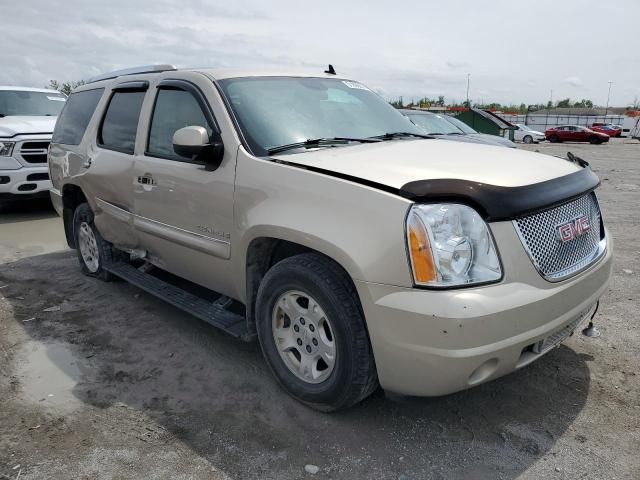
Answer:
(1, 138, 638, 479)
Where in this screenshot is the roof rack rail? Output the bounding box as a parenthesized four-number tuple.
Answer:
(85, 64, 178, 84)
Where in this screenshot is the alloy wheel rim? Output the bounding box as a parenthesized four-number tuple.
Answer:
(272, 290, 336, 384)
(78, 222, 100, 273)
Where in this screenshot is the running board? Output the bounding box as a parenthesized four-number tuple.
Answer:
(104, 262, 248, 338)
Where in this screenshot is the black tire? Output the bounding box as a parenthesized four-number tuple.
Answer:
(72, 203, 117, 281)
(589, 135, 601, 144)
(523, 135, 533, 144)
(255, 253, 378, 411)
(549, 135, 560, 143)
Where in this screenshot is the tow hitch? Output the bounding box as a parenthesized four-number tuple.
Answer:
(582, 300, 601, 337)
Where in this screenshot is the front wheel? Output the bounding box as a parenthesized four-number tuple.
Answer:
(549, 135, 560, 143)
(255, 253, 378, 411)
(589, 135, 602, 144)
(523, 135, 533, 144)
(73, 203, 116, 281)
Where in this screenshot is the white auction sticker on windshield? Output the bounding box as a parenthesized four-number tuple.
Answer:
(47, 96, 66, 101)
(342, 81, 370, 91)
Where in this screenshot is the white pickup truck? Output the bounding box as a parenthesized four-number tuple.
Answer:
(0, 86, 65, 204)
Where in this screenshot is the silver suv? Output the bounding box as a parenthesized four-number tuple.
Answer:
(49, 65, 613, 411)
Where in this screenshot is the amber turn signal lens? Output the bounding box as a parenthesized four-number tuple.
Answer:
(408, 213, 436, 284)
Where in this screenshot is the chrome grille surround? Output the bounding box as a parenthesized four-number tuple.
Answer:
(513, 192, 606, 282)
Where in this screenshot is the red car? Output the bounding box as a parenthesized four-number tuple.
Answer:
(545, 125, 610, 144)
(591, 123, 622, 137)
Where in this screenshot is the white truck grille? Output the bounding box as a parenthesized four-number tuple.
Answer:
(514, 192, 604, 281)
(19, 141, 50, 163)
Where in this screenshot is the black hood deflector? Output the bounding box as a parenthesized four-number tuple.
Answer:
(399, 166, 600, 221)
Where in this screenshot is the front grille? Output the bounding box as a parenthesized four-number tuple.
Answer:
(514, 192, 604, 281)
(20, 141, 50, 163)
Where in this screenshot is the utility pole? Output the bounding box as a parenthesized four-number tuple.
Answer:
(466, 73, 470, 109)
(605, 81, 613, 117)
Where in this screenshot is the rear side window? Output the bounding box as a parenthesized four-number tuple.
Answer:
(98, 91, 145, 154)
(52, 88, 104, 145)
(147, 89, 213, 160)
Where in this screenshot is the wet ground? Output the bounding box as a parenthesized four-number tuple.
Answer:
(0, 199, 67, 263)
(1, 139, 639, 479)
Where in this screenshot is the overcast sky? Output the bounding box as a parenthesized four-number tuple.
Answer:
(3, 0, 639, 106)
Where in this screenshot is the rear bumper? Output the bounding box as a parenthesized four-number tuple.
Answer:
(356, 236, 613, 397)
(0, 164, 51, 197)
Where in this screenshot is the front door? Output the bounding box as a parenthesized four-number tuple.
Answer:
(132, 77, 237, 296)
(89, 84, 147, 249)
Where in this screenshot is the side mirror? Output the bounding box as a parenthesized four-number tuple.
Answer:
(172, 126, 224, 171)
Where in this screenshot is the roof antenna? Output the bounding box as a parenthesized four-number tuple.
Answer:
(324, 64, 336, 75)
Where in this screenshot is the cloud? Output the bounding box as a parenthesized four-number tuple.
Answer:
(564, 76, 585, 88)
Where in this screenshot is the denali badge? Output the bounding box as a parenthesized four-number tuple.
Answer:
(557, 215, 591, 243)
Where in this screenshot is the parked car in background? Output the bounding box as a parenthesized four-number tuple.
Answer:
(513, 123, 545, 144)
(401, 110, 506, 146)
(590, 123, 622, 137)
(442, 115, 517, 148)
(49, 65, 612, 411)
(0, 86, 65, 204)
(545, 125, 609, 144)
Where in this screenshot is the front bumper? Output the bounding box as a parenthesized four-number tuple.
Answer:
(356, 229, 613, 397)
(0, 164, 51, 197)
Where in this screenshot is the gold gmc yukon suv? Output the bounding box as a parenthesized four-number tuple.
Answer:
(48, 65, 613, 411)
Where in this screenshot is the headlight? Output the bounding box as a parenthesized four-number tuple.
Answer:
(406, 203, 502, 287)
(0, 141, 15, 156)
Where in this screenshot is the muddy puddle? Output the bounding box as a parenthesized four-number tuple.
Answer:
(15, 341, 84, 414)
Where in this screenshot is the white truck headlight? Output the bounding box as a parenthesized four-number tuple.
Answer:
(0, 141, 15, 156)
(406, 203, 502, 287)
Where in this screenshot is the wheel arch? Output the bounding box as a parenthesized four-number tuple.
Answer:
(61, 183, 89, 248)
(242, 230, 365, 338)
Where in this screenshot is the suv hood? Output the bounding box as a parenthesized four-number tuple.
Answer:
(0, 116, 57, 137)
(273, 139, 581, 189)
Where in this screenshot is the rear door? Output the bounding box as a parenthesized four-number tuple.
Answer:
(132, 73, 238, 296)
(87, 81, 148, 249)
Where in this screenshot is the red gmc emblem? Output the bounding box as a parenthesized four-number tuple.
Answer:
(557, 215, 591, 242)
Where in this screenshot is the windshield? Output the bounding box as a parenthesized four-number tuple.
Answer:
(218, 77, 420, 155)
(0, 90, 66, 117)
(405, 113, 462, 135)
(444, 115, 477, 134)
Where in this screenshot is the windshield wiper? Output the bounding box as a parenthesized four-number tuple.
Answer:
(447, 132, 463, 135)
(267, 137, 381, 155)
(370, 131, 434, 140)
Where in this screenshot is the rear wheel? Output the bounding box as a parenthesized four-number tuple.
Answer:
(255, 253, 378, 411)
(523, 135, 533, 144)
(549, 135, 560, 143)
(73, 203, 117, 281)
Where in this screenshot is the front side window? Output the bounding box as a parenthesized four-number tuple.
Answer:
(98, 91, 145, 154)
(0, 90, 66, 117)
(147, 89, 213, 160)
(52, 88, 103, 145)
(218, 76, 419, 155)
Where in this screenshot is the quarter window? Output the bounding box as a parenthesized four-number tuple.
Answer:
(98, 91, 145, 154)
(52, 88, 104, 145)
(147, 89, 213, 160)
